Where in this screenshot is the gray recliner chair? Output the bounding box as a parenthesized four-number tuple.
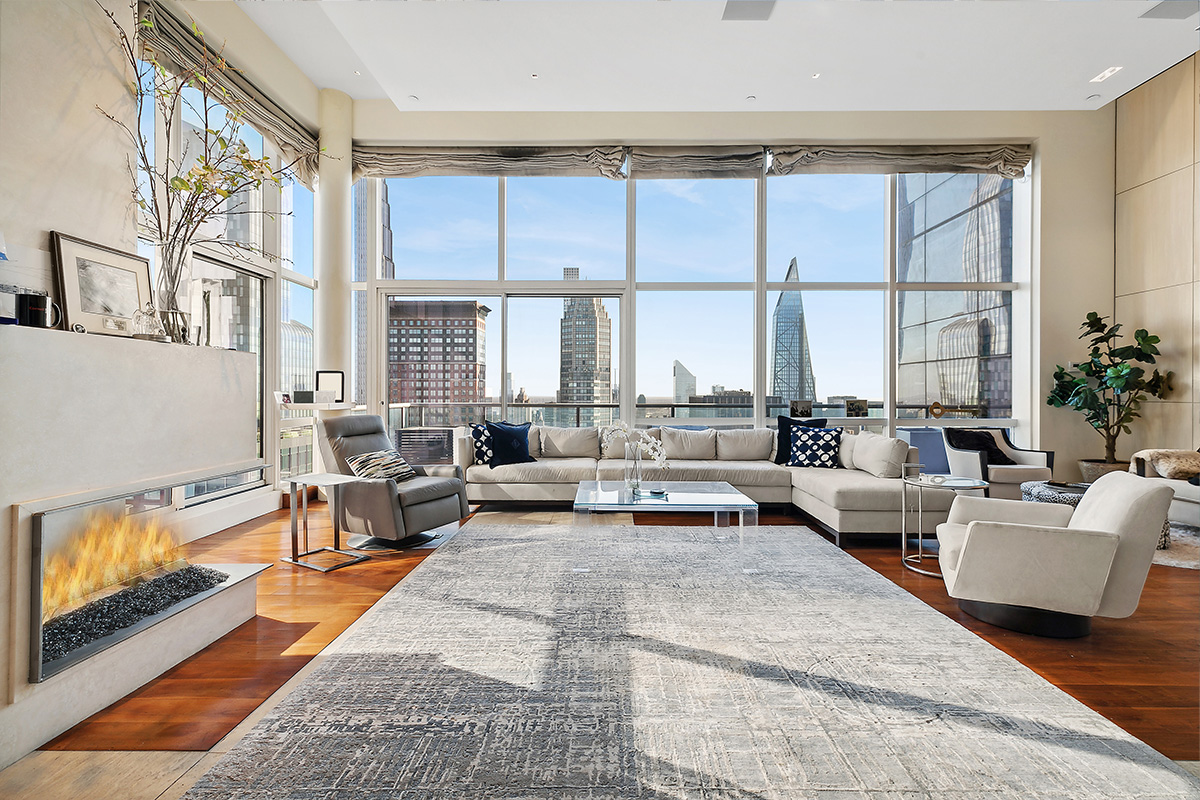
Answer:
(317, 415, 469, 549)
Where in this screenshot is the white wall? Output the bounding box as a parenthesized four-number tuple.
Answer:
(0, 0, 137, 317)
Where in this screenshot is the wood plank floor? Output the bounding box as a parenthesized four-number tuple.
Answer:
(43, 503, 1198, 762)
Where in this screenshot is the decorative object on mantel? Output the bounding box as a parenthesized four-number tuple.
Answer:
(601, 420, 669, 492)
(96, 1, 294, 343)
(51, 232, 152, 338)
(131, 301, 169, 341)
(1046, 312, 1173, 483)
(316, 370, 346, 403)
(15, 293, 60, 329)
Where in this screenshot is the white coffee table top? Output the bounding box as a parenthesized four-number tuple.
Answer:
(574, 481, 757, 513)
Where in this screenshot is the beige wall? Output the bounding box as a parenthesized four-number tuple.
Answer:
(1114, 55, 1199, 457)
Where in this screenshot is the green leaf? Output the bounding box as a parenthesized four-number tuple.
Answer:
(168, 176, 191, 191)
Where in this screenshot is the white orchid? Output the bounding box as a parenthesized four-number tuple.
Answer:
(601, 421, 670, 471)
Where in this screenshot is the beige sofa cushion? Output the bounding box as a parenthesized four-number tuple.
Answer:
(466, 458, 597, 484)
(601, 427, 661, 459)
(839, 433, 858, 469)
(791, 467, 955, 512)
(526, 425, 541, 457)
(716, 429, 774, 461)
(851, 431, 909, 479)
(661, 427, 717, 460)
(597, 459, 791, 486)
(541, 427, 600, 458)
(987, 463, 1052, 484)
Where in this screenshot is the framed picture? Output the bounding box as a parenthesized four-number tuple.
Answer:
(789, 400, 813, 417)
(51, 232, 151, 337)
(315, 370, 345, 403)
(844, 399, 869, 418)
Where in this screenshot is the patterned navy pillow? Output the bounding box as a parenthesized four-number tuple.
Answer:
(774, 416, 829, 465)
(485, 421, 536, 468)
(345, 449, 417, 482)
(469, 423, 493, 466)
(788, 426, 843, 469)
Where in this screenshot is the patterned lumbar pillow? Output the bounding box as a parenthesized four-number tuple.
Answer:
(345, 449, 417, 482)
(788, 426, 843, 469)
(469, 423, 493, 465)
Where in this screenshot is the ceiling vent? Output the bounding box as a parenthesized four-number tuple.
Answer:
(721, 0, 776, 22)
(1139, 1, 1199, 20)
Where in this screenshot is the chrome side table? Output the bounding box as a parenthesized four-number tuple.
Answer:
(284, 472, 370, 572)
(901, 469, 988, 578)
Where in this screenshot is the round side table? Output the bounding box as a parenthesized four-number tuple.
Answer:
(902, 472, 989, 577)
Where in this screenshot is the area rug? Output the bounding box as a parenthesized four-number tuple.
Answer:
(183, 525, 1199, 799)
(1154, 523, 1200, 570)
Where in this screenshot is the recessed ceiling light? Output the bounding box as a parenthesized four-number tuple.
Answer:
(1089, 66, 1122, 83)
(531, 73, 539, 79)
(1086, 94, 1102, 101)
(408, 95, 419, 102)
(354, 70, 361, 76)
(811, 73, 821, 79)
(746, 95, 756, 102)
(721, 0, 776, 21)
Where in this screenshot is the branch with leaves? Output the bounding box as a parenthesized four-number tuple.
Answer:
(1046, 311, 1173, 463)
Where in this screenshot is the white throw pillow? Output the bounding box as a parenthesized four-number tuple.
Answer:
(839, 433, 858, 469)
(527, 425, 541, 458)
(661, 427, 717, 460)
(716, 429, 774, 461)
(851, 431, 909, 478)
(541, 426, 600, 458)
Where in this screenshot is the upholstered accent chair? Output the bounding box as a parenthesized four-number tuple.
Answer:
(941, 428, 1053, 500)
(317, 415, 468, 549)
(935, 471, 1175, 637)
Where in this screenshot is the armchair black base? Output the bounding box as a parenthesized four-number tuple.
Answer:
(347, 532, 438, 551)
(958, 598, 1092, 638)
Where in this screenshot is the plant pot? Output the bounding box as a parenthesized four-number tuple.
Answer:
(1077, 459, 1130, 483)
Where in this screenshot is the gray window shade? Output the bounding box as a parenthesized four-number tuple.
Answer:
(630, 146, 765, 179)
(140, 1, 320, 188)
(352, 146, 628, 180)
(768, 144, 1032, 179)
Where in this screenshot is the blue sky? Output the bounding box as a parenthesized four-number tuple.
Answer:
(383, 174, 888, 402)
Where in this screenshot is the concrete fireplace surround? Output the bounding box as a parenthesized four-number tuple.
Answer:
(0, 325, 268, 768)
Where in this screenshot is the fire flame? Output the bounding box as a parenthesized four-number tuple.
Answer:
(42, 512, 181, 623)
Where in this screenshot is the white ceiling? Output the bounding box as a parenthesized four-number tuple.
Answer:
(236, 0, 1200, 113)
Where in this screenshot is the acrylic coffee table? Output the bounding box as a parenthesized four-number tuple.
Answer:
(573, 480, 759, 527)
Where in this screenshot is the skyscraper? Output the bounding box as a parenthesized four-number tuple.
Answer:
(770, 258, 817, 413)
(352, 180, 396, 407)
(388, 299, 489, 429)
(896, 174, 1013, 418)
(556, 267, 613, 427)
(672, 360, 696, 406)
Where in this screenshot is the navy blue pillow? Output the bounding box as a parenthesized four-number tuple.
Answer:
(774, 416, 829, 464)
(485, 421, 536, 468)
(788, 426, 843, 469)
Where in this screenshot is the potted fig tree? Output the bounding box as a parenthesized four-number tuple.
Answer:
(1046, 312, 1173, 482)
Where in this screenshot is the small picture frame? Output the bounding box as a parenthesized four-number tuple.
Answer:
(315, 370, 345, 403)
(844, 399, 869, 418)
(51, 232, 152, 338)
(279, 392, 292, 405)
(789, 400, 813, 417)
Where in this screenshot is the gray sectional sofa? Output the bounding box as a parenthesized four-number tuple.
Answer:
(454, 425, 954, 544)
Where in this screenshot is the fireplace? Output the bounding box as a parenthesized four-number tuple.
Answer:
(28, 485, 266, 684)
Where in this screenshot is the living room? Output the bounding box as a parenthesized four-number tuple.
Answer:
(0, 1, 1197, 798)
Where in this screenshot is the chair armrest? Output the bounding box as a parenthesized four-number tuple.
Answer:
(947, 495, 1074, 527)
(943, 440, 987, 481)
(997, 430, 1053, 472)
(414, 464, 464, 481)
(339, 477, 405, 539)
(950, 521, 1120, 616)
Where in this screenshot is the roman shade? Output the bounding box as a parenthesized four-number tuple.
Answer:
(352, 146, 629, 181)
(139, 1, 320, 188)
(629, 146, 766, 179)
(768, 144, 1032, 179)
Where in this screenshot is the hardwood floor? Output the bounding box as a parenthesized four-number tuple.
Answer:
(42, 502, 1198, 762)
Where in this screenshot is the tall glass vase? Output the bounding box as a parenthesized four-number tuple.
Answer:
(156, 242, 193, 344)
(624, 445, 642, 492)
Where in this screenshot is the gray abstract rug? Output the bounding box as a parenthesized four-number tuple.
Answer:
(184, 525, 1200, 799)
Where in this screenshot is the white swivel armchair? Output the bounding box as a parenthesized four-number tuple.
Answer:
(942, 429, 1053, 500)
(935, 471, 1174, 638)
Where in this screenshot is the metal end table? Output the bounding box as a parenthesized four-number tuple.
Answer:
(284, 472, 371, 573)
(901, 467, 988, 578)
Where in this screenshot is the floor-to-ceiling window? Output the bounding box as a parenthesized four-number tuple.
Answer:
(359, 160, 1021, 461)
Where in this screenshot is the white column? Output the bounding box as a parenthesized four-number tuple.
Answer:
(314, 88, 353, 381)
